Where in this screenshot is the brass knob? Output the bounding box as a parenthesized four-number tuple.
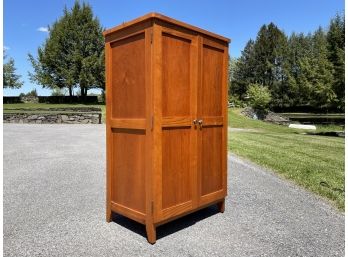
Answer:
(193, 119, 198, 125)
(198, 119, 203, 129)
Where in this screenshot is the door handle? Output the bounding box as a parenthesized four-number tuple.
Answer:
(193, 119, 198, 126)
(198, 119, 203, 129)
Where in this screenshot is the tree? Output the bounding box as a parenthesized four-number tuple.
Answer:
(253, 23, 292, 108)
(309, 27, 335, 109)
(246, 83, 271, 110)
(28, 1, 104, 97)
(231, 39, 256, 99)
(287, 32, 313, 106)
(3, 54, 23, 89)
(327, 14, 345, 110)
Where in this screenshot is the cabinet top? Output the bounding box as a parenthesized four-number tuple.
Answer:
(103, 12, 231, 43)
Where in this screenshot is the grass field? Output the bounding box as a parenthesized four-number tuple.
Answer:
(229, 108, 345, 210)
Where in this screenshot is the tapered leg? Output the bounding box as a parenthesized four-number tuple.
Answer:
(217, 199, 225, 213)
(146, 222, 156, 244)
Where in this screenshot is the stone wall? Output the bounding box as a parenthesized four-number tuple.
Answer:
(241, 107, 290, 125)
(4, 113, 101, 124)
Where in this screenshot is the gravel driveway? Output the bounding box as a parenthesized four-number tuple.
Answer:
(3, 124, 344, 257)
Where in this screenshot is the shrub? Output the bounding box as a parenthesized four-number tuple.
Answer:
(246, 83, 271, 110)
(228, 94, 247, 108)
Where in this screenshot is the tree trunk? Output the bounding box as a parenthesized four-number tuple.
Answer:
(69, 86, 72, 97)
(80, 86, 85, 97)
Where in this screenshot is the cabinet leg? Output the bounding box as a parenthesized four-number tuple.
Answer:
(106, 206, 112, 222)
(217, 199, 225, 213)
(146, 222, 156, 244)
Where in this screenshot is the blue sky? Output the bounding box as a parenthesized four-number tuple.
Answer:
(4, 0, 344, 96)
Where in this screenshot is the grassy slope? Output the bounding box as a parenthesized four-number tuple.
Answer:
(228, 108, 345, 210)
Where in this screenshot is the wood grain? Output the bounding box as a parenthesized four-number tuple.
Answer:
(162, 127, 192, 209)
(110, 118, 146, 129)
(162, 32, 191, 117)
(111, 32, 146, 119)
(111, 129, 146, 214)
(161, 116, 192, 127)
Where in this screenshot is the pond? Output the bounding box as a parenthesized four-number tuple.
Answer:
(279, 113, 345, 125)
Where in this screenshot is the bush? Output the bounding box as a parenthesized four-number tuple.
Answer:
(246, 83, 271, 110)
(228, 94, 247, 108)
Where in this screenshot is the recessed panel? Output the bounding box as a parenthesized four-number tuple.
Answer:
(200, 44, 224, 116)
(112, 128, 145, 214)
(201, 126, 223, 196)
(162, 33, 191, 117)
(162, 127, 191, 209)
(111, 33, 145, 118)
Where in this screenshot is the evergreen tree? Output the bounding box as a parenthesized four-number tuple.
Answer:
(252, 23, 292, 107)
(309, 27, 335, 109)
(231, 39, 256, 99)
(327, 14, 345, 110)
(288, 32, 313, 106)
(3, 54, 23, 89)
(28, 1, 104, 97)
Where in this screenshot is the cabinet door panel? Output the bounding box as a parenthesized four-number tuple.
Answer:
(201, 126, 223, 196)
(198, 38, 227, 205)
(153, 27, 198, 222)
(162, 127, 191, 209)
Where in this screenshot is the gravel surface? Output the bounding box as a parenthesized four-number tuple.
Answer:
(4, 124, 344, 257)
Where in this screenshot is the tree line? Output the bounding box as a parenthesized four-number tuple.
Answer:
(230, 14, 345, 112)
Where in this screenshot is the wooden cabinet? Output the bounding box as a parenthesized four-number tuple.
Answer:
(103, 13, 230, 244)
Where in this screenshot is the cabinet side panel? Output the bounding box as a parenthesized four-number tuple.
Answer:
(111, 128, 146, 214)
(111, 33, 146, 118)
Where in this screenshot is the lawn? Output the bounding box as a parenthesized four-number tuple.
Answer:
(228, 108, 345, 210)
(4, 103, 106, 122)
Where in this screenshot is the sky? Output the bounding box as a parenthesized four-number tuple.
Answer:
(3, 0, 344, 96)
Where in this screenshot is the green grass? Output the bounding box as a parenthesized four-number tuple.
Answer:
(4, 103, 106, 123)
(229, 108, 345, 210)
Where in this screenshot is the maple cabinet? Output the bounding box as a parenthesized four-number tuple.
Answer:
(104, 13, 230, 244)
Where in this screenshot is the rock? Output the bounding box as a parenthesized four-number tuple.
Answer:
(241, 107, 290, 125)
(61, 115, 69, 121)
(28, 115, 38, 120)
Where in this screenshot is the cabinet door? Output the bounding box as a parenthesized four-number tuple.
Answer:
(197, 37, 228, 206)
(153, 26, 198, 222)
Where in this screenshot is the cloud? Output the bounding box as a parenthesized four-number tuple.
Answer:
(37, 27, 49, 33)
